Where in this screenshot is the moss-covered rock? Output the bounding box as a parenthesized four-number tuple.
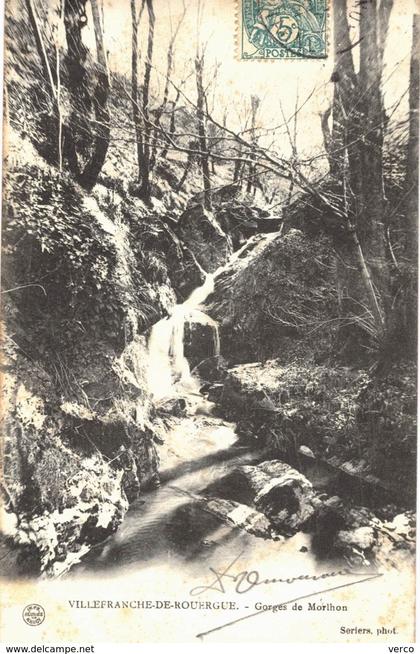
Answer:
(0, 138, 187, 577)
(207, 229, 338, 364)
(177, 204, 233, 273)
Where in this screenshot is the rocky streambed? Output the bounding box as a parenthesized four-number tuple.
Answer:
(71, 372, 415, 582)
(69, 226, 415, 582)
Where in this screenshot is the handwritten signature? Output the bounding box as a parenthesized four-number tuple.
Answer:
(190, 551, 357, 596)
(191, 552, 383, 639)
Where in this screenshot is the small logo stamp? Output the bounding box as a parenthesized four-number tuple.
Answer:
(22, 604, 45, 626)
(241, 0, 327, 60)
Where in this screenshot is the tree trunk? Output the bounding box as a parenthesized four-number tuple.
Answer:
(195, 53, 212, 211)
(357, 0, 391, 321)
(246, 95, 259, 194)
(327, 0, 391, 344)
(151, 4, 185, 168)
(78, 0, 110, 191)
(161, 93, 180, 159)
(138, 0, 155, 203)
(24, 0, 57, 102)
(62, 0, 90, 177)
(233, 157, 243, 185)
(403, 13, 420, 345)
(130, 0, 144, 184)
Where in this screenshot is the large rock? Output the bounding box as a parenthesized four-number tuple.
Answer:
(206, 228, 337, 363)
(1, 160, 175, 577)
(217, 358, 415, 503)
(229, 461, 316, 534)
(165, 240, 206, 302)
(195, 355, 228, 383)
(184, 320, 220, 369)
(197, 497, 283, 540)
(177, 205, 233, 273)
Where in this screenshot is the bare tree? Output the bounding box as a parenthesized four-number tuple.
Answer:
(195, 48, 212, 210)
(320, 0, 396, 343)
(130, 0, 144, 192)
(246, 95, 260, 194)
(25, 0, 110, 190)
(139, 0, 155, 201)
(130, 0, 155, 203)
(150, 1, 187, 168)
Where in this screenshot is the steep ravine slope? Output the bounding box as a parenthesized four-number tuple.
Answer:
(0, 131, 207, 577)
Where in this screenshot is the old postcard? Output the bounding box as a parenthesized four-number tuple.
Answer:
(0, 0, 417, 646)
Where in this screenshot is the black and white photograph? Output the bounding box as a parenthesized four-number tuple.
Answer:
(0, 0, 417, 645)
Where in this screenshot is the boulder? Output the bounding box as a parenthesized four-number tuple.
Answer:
(195, 355, 229, 383)
(215, 201, 280, 249)
(184, 321, 220, 369)
(231, 461, 316, 534)
(196, 497, 283, 540)
(311, 496, 416, 567)
(205, 228, 337, 363)
(168, 242, 206, 301)
(177, 204, 232, 273)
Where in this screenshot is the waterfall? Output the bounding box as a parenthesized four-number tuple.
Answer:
(147, 273, 220, 401)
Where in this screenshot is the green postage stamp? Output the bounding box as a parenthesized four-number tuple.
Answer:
(241, 0, 327, 60)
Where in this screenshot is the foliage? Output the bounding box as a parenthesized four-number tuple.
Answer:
(3, 165, 125, 351)
(357, 362, 417, 483)
(222, 361, 369, 457)
(221, 357, 416, 494)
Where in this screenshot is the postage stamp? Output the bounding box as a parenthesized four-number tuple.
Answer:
(241, 0, 328, 60)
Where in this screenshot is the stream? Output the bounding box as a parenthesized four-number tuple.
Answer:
(70, 256, 404, 583)
(66, 266, 414, 644)
(71, 397, 316, 582)
(72, 266, 321, 582)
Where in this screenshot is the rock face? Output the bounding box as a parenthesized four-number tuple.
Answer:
(177, 204, 233, 273)
(195, 355, 228, 384)
(133, 214, 206, 302)
(229, 461, 316, 534)
(1, 152, 187, 578)
(215, 358, 416, 502)
(0, 453, 128, 578)
(214, 200, 281, 250)
(218, 359, 367, 452)
(190, 187, 284, 250)
(1, 331, 162, 577)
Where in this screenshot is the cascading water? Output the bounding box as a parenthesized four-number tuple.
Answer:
(146, 272, 220, 401)
(75, 237, 324, 618)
